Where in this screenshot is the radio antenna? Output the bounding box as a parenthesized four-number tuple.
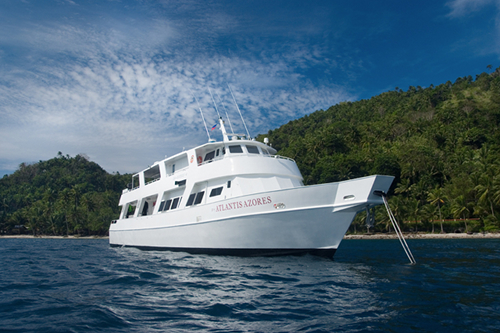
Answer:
(215, 90, 235, 133)
(227, 84, 251, 139)
(208, 87, 221, 119)
(189, 88, 211, 141)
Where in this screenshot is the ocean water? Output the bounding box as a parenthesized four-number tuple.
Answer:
(1, 238, 499, 332)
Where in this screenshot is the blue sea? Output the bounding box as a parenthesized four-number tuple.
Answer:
(1, 238, 499, 332)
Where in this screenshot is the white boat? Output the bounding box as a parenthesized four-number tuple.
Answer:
(109, 118, 394, 257)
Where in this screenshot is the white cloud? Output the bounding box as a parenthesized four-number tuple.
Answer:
(446, 0, 498, 18)
(0, 1, 353, 175)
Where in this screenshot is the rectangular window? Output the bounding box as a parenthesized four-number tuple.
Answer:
(164, 199, 172, 211)
(210, 187, 223, 197)
(186, 193, 196, 206)
(172, 164, 175, 173)
(227, 180, 231, 188)
(171, 197, 179, 209)
(194, 191, 205, 205)
(125, 202, 137, 218)
(229, 145, 243, 153)
(216, 149, 220, 157)
(261, 147, 269, 155)
(144, 165, 161, 184)
(246, 145, 259, 154)
(159, 201, 166, 211)
(204, 151, 215, 161)
(132, 174, 140, 188)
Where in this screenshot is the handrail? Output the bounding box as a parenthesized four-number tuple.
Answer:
(198, 153, 296, 166)
(167, 165, 189, 176)
(145, 178, 161, 186)
(271, 155, 296, 163)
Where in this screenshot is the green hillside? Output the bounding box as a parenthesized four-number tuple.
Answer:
(0, 153, 130, 236)
(257, 67, 500, 233)
(2, 67, 500, 236)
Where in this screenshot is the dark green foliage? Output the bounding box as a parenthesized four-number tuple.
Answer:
(0, 153, 130, 236)
(257, 67, 500, 232)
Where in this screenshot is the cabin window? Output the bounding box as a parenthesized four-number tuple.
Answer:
(222, 147, 226, 155)
(261, 147, 270, 155)
(246, 145, 259, 154)
(163, 199, 172, 212)
(172, 164, 175, 173)
(194, 191, 205, 205)
(186, 193, 196, 206)
(125, 201, 137, 218)
(186, 191, 207, 206)
(144, 165, 161, 184)
(132, 174, 139, 188)
(171, 197, 180, 209)
(141, 201, 149, 216)
(204, 151, 215, 162)
(210, 187, 223, 197)
(159, 201, 166, 211)
(227, 180, 231, 188)
(216, 149, 220, 157)
(229, 145, 243, 153)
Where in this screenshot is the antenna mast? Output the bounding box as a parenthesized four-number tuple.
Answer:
(190, 88, 211, 141)
(216, 90, 235, 133)
(208, 88, 221, 119)
(227, 84, 251, 139)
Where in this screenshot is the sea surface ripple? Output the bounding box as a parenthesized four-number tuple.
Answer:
(1, 238, 499, 332)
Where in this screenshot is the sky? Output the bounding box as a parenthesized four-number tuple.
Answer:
(1, 0, 500, 177)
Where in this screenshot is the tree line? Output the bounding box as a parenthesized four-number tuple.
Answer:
(257, 66, 500, 234)
(0, 153, 129, 236)
(2, 66, 500, 236)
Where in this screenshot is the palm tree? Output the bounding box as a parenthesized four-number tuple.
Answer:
(428, 186, 446, 233)
(387, 195, 407, 233)
(421, 204, 438, 233)
(408, 198, 420, 232)
(58, 188, 72, 236)
(450, 195, 471, 233)
(395, 178, 413, 196)
(475, 173, 496, 219)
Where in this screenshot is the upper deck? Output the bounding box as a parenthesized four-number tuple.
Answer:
(116, 119, 304, 220)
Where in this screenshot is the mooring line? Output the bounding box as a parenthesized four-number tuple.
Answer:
(380, 194, 417, 264)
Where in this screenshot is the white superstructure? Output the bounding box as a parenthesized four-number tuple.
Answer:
(109, 118, 394, 257)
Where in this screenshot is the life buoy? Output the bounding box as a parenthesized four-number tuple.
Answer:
(197, 156, 203, 164)
(190, 155, 194, 163)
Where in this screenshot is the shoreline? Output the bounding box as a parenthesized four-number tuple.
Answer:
(0, 235, 109, 239)
(1, 233, 499, 240)
(344, 232, 500, 239)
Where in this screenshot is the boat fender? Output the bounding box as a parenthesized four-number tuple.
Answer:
(197, 156, 202, 164)
(190, 155, 194, 163)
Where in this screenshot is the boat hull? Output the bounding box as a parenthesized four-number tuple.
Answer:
(109, 245, 337, 257)
(109, 175, 394, 257)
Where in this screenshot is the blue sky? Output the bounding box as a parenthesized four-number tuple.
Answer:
(1, 0, 499, 176)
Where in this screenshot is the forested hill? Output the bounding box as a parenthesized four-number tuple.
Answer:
(0, 153, 130, 236)
(257, 67, 500, 233)
(2, 68, 500, 236)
